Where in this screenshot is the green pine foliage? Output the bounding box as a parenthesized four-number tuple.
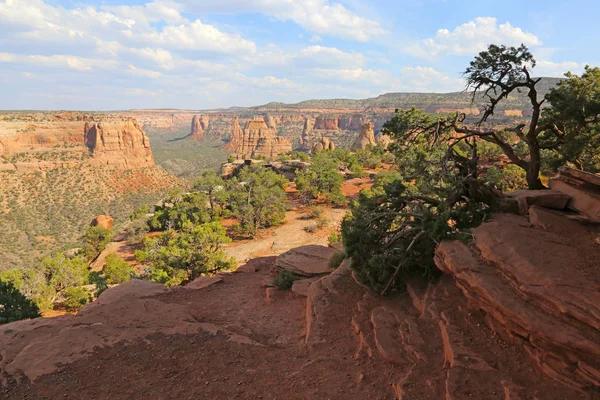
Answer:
(0, 280, 41, 324)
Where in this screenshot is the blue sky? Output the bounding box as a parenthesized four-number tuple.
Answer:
(0, 0, 597, 110)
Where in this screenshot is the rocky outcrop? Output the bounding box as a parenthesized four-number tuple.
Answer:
(313, 116, 339, 130)
(263, 115, 277, 130)
(352, 122, 376, 150)
(91, 215, 114, 230)
(235, 118, 291, 159)
(435, 208, 600, 392)
(550, 166, 600, 222)
(274, 245, 338, 277)
(375, 132, 392, 149)
(298, 118, 312, 150)
(311, 137, 335, 153)
(224, 116, 244, 152)
(84, 118, 155, 168)
(189, 115, 205, 140)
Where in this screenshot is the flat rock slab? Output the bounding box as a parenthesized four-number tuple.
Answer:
(559, 166, 600, 187)
(274, 245, 337, 277)
(504, 190, 570, 215)
(184, 276, 224, 290)
(550, 179, 600, 222)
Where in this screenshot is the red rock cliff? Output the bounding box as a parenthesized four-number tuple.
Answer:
(84, 118, 155, 168)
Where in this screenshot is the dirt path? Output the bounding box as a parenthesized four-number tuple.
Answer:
(224, 207, 346, 264)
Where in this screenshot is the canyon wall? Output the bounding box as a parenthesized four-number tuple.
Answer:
(0, 112, 155, 172)
(84, 118, 155, 168)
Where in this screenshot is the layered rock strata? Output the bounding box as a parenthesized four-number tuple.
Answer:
(84, 118, 154, 168)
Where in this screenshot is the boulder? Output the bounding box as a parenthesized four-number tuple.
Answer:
(503, 190, 570, 215)
(311, 137, 335, 153)
(91, 215, 114, 230)
(274, 245, 338, 277)
(550, 178, 600, 222)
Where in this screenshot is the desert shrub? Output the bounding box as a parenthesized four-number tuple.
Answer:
(327, 231, 342, 244)
(136, 222, 236, 286)
(130, 204, 150, 221)
(81, 226, 113, 261)
(103, 254, 135, 284)
(343, 108, 498, 294)
(149, 192, 212, 231)
(63, 286, 92, 311)
(278, 153, 292, 162)
(272, 270, 300, 289)
(125, 218, 150, 245)
(304, 225, 317, 233)
(291, 151, 310, 162)
(301, 206, 322, 220)
(484, 164, 528, 192)
(0, 280, 41, 324)
(328, 251, 346, 269)
(316, 217, 329, 229)
(295, 151, 345, 205)
(192, 170, 228, 217)
(227, 165, 287, 236)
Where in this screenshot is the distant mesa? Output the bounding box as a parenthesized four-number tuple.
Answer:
(352, 122, 377, 150)
(0, 112, 156, 173)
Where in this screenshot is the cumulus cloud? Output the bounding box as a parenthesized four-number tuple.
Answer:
(179, 0, 387, 41)
(534, 60, 586, 77)
(0, 52, 117, 71)
(407, 17, 542, 57)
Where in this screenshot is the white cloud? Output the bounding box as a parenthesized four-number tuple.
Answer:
(298, 46, 366, 67)
(123, 88, 159, 97)
(130, 48, 174, 69)
(0, 52, 117, 71)
(407, 17, 542, 57)
(127, 65, 162, 78)
(534, 60, 585, 77)
(179, 0, 387, 41)
(146, 20, 256, 53)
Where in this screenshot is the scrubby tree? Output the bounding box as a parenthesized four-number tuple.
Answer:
(343, 108, 498, 293)
(0, 280, 41, 324)
(295, 151, 345, 204)
(63, 286, 92, 311)
(384, 44, 600, 189)
(542, 66, 600, 172)
(103, 254, 135, 284)
(192, 170, 228, 216)
(81, 226, 113, 261)
(136, 222, 236, 286)
(228, 165, 287, 235)
(149, 192, 212, 231)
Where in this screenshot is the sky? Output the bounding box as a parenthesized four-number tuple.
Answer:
(0, 0, 597, 110)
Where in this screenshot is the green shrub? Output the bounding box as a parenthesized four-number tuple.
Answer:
(328, 251, 346, 269)
(103, 254, 135, 284)
(0, 280, 41, 324)
(272, 270, 300, 289)
(81, 226, 113, 261)
(63, 286, 92, 311)
(327, 231, 342, 244)
(316, 217, 329, 229)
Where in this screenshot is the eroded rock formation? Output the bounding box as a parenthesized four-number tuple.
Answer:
(311, 136, 335, 153)
(234, 117, 291, 159)
(376, 132, 392, 149)
(352, 122, 376, 150)
(264, 115, 277, 130)
(224, 116, 244, 152)
(314, 116, 339, 130)
(298, 118, 312, 150)
(84, 119, 154, 168)
(189, 115, 205, 140)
